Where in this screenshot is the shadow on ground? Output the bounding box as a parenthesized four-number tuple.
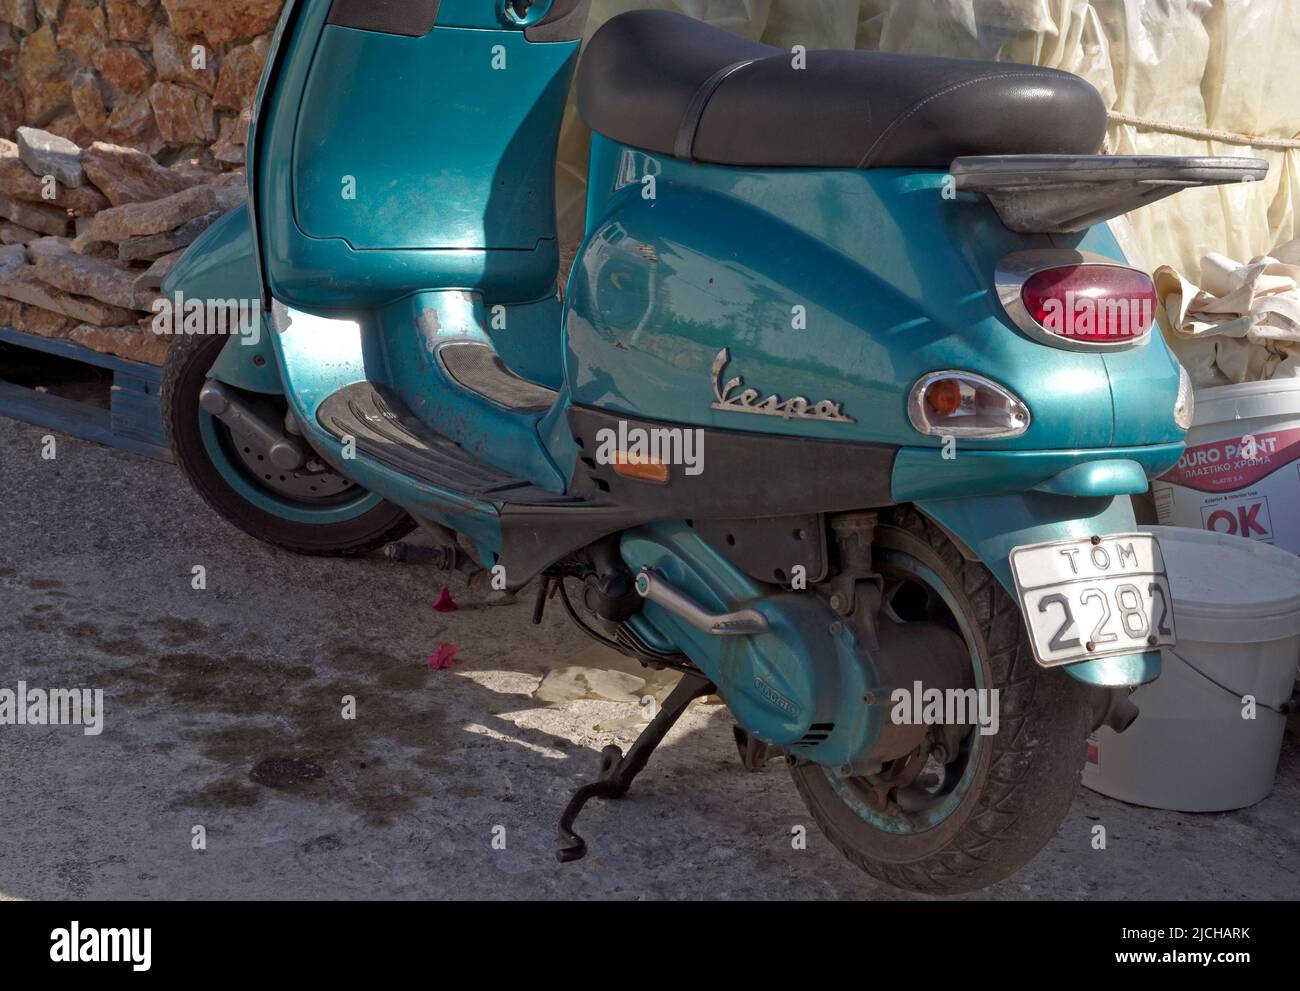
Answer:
(1, 417, 1297, 901)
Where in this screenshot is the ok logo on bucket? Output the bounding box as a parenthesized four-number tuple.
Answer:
(1201, 495, 1274, 542)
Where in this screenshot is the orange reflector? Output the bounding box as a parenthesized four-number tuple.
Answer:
(612, 452, 670, 484)
(925, 378, 963, 416)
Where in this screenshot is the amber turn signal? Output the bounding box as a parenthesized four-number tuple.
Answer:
(611, 452, 670, 484)
(908, 371, 1031, 439)
(924, 378, 964, 416)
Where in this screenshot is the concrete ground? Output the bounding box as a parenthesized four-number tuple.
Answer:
(1, 414, 1297, 901)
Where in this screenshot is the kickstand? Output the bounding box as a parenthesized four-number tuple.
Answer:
(556, 670, 715, 863)
(732, 725, 774, 772)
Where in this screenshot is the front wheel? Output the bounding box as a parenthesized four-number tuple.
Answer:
(791, 507, 1090, 894)
(162, 332, 415, 556)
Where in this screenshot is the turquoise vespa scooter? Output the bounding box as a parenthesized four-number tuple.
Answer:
(159, 1, 1265, 892)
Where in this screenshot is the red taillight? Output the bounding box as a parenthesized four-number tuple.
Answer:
(1020, 265, 1157, 344)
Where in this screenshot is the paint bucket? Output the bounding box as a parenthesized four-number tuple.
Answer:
(1082, 526, 1300, 811)
(1151, 378, 1300, 555)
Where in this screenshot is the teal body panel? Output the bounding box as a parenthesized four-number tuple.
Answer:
(489, 296, 566, 391)
(1032, 458, 1152, 497)
(269, 301, 507, 566)
(892, 445, 1182, 502)
(566, 135, 1185, 456)
(293, 27, 573, 253)
(374, 291, 567, 491)
(207, 319, 282, 395)
(163, 206, 259, 301)
(253, 2, 579, 310)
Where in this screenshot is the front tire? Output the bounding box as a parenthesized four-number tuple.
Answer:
(791, 507, 1090, 894)
(162, 332, 415, 556)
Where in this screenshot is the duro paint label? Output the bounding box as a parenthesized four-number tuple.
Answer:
(1152, 427, 1300, 555)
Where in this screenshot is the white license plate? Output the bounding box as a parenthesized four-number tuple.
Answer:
(1009, 533, 1176, 668)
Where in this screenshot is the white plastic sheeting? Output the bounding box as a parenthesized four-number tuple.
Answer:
(1155, 239, 1300, 385)
(558, 0, 1300, 282)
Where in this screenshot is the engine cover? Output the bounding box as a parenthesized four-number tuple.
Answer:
(620, 521, 968, 769)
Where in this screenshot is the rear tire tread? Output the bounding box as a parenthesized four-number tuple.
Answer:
(791, 506, 1088, 894)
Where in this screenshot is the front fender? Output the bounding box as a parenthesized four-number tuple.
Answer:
(917, 492, 1161, 687)
(162, 205, 282, 395)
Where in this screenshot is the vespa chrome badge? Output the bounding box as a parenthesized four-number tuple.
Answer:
(709, 348, 855, 424)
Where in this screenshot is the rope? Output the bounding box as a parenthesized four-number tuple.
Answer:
(1107, 110, 1300, 151)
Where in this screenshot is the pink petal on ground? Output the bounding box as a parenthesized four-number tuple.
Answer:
(432, 587, 459, 613)
(428, 642, 459, 670)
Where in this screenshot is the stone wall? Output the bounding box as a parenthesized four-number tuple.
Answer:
(0, 131, 247, 363)
(0, 0, 285, 168)
(0, 0, 284, 365)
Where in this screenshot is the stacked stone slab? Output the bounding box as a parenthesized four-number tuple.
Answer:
(0, 0, 277, 365)
(0, 127, 246, 363)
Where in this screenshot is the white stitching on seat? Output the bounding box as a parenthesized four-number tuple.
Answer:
(675, 58, 761, 160)
(857, 72, 1062, 170)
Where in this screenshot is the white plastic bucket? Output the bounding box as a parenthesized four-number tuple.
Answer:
(1082, 525, 1300, 811)
(1151, 378, 1300, 555)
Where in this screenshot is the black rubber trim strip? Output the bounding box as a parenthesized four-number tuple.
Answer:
(494, 410, 897, 588)
(568, 405, 898, 518)
(697, 514, 829, 584)
(326, 0, 442, 37)
(674, 58, 759, 160)
(437, 342, 556, 413)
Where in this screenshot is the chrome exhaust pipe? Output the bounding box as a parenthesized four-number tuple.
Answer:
(634, 568, 769, 636)
(1091, 686, 1141, 734)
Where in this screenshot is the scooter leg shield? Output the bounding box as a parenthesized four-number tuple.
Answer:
(916, 493, 1161, 687)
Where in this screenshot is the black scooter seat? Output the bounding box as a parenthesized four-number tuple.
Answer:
(577, 10, 1108, 170)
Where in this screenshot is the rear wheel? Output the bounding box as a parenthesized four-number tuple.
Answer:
(162, 332, 415, 555)
(791, 507, 1090, 894)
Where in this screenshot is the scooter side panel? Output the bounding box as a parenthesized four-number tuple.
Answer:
(566, 136, 1119, 451)
(566, 136, 1175, 687)
(566, 136, 1187, 461)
